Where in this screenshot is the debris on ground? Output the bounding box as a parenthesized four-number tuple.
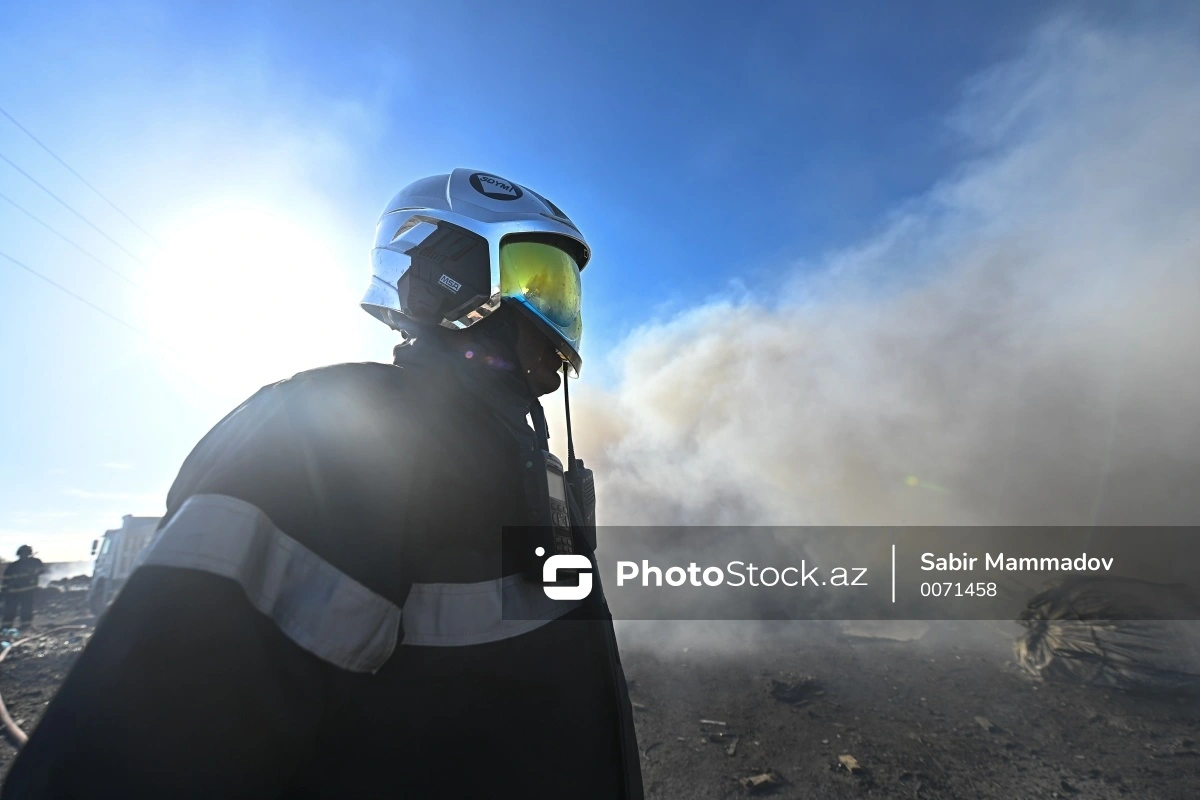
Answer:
(975, 715, 999, 733)
(836, 754, 863, 774)
(702, 714, 739, 752)
(840, 621, 931, 642)
(769, 673, 823, 706)
(46, 575, 90, 592)
(1015, 576, 1200, 693)
(739, 770, 784, 793)
(622, 624, 1200, 798)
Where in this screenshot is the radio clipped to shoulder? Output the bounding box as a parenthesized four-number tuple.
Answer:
(524, 396, 598, 582)
(565, 460, 596, 553)
(523, 448, 576, 582)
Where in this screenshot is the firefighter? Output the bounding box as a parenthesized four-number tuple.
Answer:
(3, 170, 643, 798)
(1, 546, 45, 634)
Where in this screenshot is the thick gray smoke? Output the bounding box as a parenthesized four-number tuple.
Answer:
(552, 19, 1200, 539)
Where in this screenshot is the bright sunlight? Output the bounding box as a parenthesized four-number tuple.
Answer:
(145, 200, 365, 399)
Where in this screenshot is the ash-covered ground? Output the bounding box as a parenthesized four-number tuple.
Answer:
(2, 603, 1198, 798)
(621, 622, 1200, 799)
(0, 587, 92, 778)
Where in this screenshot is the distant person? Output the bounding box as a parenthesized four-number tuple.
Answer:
(1, 545, 45, 633)
(3, 170, 642, 798)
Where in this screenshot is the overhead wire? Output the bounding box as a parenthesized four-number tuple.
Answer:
(0, 105, 161, 247)
(0, 151, 151, 271)
(0, 189, 142, 288)
(0, 113, 265, 407)
(0, 249, 172, 354)
(0, 115, 239, 403)
(0, 248, 250, 408)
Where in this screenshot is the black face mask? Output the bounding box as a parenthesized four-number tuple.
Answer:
(392, 319, 536, 448)
(395, 303, 531, 384)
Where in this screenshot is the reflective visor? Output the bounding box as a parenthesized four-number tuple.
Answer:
(499, 240, 583, 363)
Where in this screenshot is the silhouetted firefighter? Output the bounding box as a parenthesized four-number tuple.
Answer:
(2, 546, 45, 633)
(3, 170, 641, 799)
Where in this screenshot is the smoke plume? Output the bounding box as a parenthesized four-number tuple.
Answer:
(554, 18, 1200, 536)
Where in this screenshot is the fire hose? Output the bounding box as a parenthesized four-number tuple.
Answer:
(0, 625, 89, 746)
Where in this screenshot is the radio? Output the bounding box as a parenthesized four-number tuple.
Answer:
(524, 395, 598, 582)
(523, 449, 575, 581)
(565, 461, 596, 553)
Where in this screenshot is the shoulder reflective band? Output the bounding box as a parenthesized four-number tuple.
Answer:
(401, 574, 581, 647)
(137, 494, 401, 673)
(135, 494, 581, 667)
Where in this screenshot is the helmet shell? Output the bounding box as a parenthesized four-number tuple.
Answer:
(362, 169, 590, 373)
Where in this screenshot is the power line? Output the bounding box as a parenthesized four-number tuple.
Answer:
(0, 106, 161, 247)
(0, 151, 150, 271)
(0, 248, 169, 352)
(0, 190, 141, 288)
(0, 248, 249, 405)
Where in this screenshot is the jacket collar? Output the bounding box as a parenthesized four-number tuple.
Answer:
(392, 334, 537, 449)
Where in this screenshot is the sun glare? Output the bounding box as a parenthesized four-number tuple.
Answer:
(145, 201, 364, 398)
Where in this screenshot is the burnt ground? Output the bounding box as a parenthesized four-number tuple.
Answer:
(0, 588, 92, 777)
(622, 622, 1200, 799)
(0, 608, 1197, 798)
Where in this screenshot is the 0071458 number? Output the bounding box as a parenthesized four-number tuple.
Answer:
(920, 582, 997, 598)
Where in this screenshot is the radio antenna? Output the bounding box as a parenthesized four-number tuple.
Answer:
(562, 365, 577, 465)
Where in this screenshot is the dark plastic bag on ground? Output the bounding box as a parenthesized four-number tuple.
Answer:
(1015, 576, 1200, 693)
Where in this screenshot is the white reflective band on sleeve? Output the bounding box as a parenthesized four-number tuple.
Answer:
(401, 574, 581, 647)
(136, 494, 401, 673)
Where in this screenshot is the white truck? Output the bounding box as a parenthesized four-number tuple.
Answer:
(88, 514, 160, 615)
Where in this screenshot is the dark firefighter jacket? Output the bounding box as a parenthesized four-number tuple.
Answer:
(1, 558, 44, 594)
(2, 337, 644, 799)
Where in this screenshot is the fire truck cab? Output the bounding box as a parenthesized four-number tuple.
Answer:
(88, 514, 160, 616)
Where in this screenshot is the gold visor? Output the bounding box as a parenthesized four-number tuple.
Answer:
(499, 240, 583, 353)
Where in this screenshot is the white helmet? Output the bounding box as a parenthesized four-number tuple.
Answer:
(362, 169, 591, 375)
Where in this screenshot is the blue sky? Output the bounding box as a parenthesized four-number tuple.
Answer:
(0, 1, 1181, 559)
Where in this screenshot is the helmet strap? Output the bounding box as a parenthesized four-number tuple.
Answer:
(530, 400, 551, 451)
(520, 363, 577, 461)
(481, 304, 521, 362)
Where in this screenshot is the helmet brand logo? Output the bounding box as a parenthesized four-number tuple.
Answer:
(438, 274, 462, 293)
(469, 172, 523, 201)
